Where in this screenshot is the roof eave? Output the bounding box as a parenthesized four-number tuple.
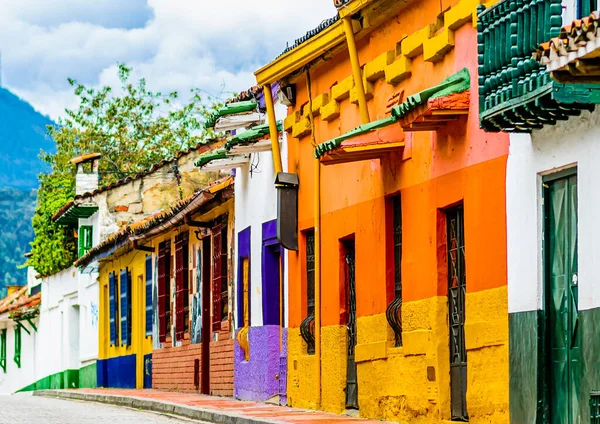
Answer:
(255, 19, 347, 85)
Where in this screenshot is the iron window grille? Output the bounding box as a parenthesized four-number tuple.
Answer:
(447, 206, 468, 422)
(221, 216, 229, 321)
(175, 232, 190, 340)
(157, 240, 171, 342)
(300, 230, 316, 355)
(14, 325, 21, 368)
(386, 196, 403, 347)
(0, 329, 6, 373)
(591, 391, 600, 424)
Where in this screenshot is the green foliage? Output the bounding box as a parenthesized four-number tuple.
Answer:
(0, 188, 37, 298)
(28, 64, 222, 276)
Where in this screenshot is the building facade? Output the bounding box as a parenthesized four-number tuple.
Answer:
(477, 1, 600, 422)
(199, 87, 290, 403)
(255, 0, 510, 421)
(0, 286, 41, 393)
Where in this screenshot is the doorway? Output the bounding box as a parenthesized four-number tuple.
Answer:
(201, 237, 211, 394)
(544, 171, 579, 424)
(343, 239, 358, 410)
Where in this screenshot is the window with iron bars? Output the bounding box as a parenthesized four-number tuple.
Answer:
(385, 195, 403, 347)
(300, 230, 316, 355)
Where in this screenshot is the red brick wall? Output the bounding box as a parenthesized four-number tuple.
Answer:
(209, 321, 234, 396)
(152, 321, 234, 395)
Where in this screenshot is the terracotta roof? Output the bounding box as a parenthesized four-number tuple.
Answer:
(334, 0, 353, 7)
(71, 152, 101, 165)
(226, 86, 262, 105)
(0, 286, 41, 316)
(74, 176, 234, 268)
(52, 141, 219, 223)
(535, 12, 600, 72)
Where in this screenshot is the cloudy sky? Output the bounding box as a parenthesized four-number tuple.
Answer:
(0, 0, 337, 120)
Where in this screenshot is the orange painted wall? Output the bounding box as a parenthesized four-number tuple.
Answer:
(286, 0, 510, 329)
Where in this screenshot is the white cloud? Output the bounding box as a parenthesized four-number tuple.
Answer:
(0, 0, 337, 120)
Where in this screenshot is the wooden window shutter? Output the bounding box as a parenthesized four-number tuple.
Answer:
(145, 254, 153, 337)
(120, 268, 131, 346)
(109, 272, 117, 346)
(157, 242, 168, 343)
(78, 226, 93, 258)
(212, 223, 223, 331)
(175, 234, 189, 340)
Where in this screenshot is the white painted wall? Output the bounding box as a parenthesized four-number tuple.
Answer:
(233, 101, 289, 328)
(0, 316, 39, 393)
(35, 267, 98, 384)
(507, 108, 600, 314)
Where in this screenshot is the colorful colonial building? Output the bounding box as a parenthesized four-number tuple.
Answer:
(478, 1, 600, 422)
(198, 86, 289, 403)
(255, 0, 510, 421)
(60, 145, 219, 389)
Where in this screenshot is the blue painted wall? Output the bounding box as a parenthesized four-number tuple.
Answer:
(97, 355, 137, 389)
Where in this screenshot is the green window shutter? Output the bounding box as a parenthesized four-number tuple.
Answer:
(0, 329, 6, 373)
(14, 326, 21, 368)
(78, 226, 93, 258)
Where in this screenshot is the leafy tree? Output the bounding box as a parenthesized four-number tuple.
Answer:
(28, 64, 222, 276)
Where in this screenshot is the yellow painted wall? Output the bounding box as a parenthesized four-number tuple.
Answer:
(98, 248, 154, 389)
(286, 286, 508, 422)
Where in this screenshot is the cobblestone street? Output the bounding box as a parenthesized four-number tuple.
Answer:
(0, 394, 196, 423)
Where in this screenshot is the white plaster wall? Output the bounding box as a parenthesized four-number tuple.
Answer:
(562, 0, 579, 27)
(507, 108, 600, 313)
(34, 266, 98, 386)
(0, 318, 39, 393)
(233, 102, 289, 328)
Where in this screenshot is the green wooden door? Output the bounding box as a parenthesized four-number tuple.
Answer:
(545, 173, 580, 424)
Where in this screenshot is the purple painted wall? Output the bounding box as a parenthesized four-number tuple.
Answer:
(279, 328, 288, 406)
(234, 325, 283, 402)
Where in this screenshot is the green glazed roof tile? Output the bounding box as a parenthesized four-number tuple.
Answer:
(225, 121, 282, 149)
(194, 148, 228, 167)
(204, 100, 258, 130)
(314, 116, 397, 158)
(392, 68, 470, 119)
(315, 68, 470, 159)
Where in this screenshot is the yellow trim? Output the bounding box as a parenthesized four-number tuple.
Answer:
(342, 141, 405, 154)
(255, 20, 347, 86)
(337, 0, 375, 18)
(237, 258, 250, 361)
(263, 84, 283, 175)
(343, 16, 370, 125)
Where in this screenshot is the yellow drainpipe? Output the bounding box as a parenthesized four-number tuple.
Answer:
(342, 16, 370, 125)
(306, 68, 322, 409)
(264, 83, 284, 175)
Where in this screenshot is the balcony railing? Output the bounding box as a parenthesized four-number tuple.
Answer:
(477, 0, 599, 132)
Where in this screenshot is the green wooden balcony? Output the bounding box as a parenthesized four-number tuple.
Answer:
(477, 0, 600, 132)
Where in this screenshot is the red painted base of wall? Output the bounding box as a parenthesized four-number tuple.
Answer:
(152, 322, 234, 396)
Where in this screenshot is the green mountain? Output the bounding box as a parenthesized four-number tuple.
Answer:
(0, 87, 56, 295)
(0, 87, 55, 189)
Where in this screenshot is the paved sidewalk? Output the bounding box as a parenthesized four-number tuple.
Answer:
(34, 389, 393, 424)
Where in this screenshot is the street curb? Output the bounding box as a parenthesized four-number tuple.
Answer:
(33, 390, 283, 424)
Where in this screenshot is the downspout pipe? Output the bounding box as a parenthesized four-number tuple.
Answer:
(264, 83, 284, 175)
(306, 68, 322, 410)
(342, 16, 370, 125)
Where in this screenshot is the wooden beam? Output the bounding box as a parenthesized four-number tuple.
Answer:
(184, 216, 212, 228)
(133, 242, 154, 253)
